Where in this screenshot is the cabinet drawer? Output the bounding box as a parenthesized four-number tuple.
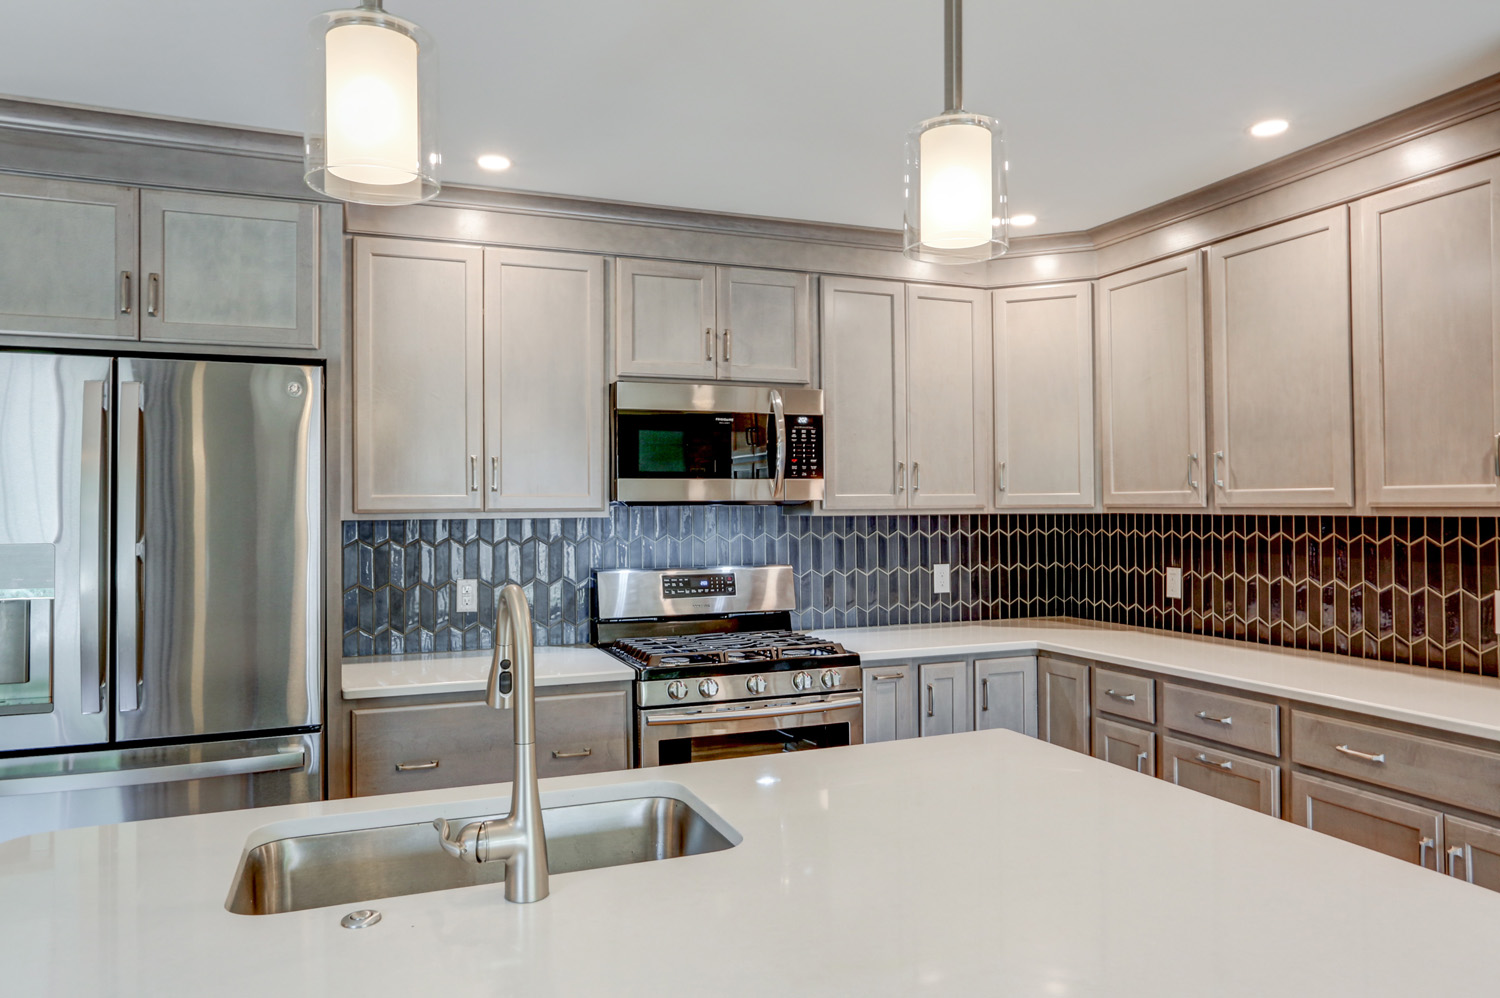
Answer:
(1291, 772, 1442, 870)
(1092, 718, 1155, 775)
(536, 690, 630, 779)
(352, 702, 513, 797)
(1163, 685, 1279, 756)
(1292, 712, 1500, 818)
(1162, 736, 1280, 817)
(1091, 668, 1155, 723)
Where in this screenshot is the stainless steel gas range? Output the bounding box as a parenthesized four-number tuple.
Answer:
(592, 566, 862, 767)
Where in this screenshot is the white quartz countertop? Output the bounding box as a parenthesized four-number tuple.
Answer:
(811, 619, 1500, 741)
(341, 645, 632, 699)
(4, 730, 1498, 997)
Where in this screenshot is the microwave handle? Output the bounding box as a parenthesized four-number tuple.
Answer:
(770, 389, 786, 500)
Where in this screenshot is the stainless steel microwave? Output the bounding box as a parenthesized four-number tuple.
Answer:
(612, 382, 824, 503)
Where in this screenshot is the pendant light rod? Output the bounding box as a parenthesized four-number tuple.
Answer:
(358, 0, 384, 10)
(943, 0, 963, 113)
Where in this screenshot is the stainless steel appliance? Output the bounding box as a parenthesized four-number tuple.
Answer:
(0, 352, 321, 842)
(612, 381, 824, 504)
(593, 566, 861, 766)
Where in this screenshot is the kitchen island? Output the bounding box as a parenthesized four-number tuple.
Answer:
(3, 728, 1498, 996)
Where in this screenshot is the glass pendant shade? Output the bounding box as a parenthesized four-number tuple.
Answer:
(305, 4, 439, 205)
(904, 111, 1008, 263)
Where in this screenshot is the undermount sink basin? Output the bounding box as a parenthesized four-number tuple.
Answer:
(226, 793, 736, 915)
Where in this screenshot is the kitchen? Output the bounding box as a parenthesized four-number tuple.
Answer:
(4, 0, 1500, 993)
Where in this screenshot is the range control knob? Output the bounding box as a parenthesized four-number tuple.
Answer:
(792, 671, 814, 692)
(698, 678, 721, 698)
(745, 675, 768, 695)
(820, 669, 842, 689)
(666, 680, 689, 701)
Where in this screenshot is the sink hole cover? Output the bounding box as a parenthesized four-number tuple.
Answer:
(340, 909, 382, 929)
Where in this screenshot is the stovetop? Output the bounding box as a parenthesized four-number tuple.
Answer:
(606, 629, 850, 673)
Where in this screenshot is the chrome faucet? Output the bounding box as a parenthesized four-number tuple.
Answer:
(432, 583, 549, 903)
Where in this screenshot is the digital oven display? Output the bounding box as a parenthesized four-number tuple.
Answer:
(662, 573, 736, 599)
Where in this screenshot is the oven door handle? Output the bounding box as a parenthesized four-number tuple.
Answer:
(769, 388, 787, 500)
(645, 696, 861, 726)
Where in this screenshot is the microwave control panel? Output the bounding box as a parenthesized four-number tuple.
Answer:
(786, 415, 823, 479)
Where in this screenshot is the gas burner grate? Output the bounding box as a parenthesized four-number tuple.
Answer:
(609, 630, 847, 669)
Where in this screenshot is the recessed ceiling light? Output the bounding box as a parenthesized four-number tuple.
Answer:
(1249, 119, 1288, 138)
(1010, 213, 1038, 227)
(477, 154, 512, 171)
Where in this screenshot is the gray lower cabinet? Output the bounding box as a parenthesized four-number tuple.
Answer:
(862, 663, 918, 743)
(1038, 656, 1090, 754)
(973, 655, 1037, 736)
(918, 660, 970, 737)
(1444, 815, 1500, 892)
(1092, 718, 1155, 775)
(1291, 772, 1443, 871)
(1161, 736, 1280, 817)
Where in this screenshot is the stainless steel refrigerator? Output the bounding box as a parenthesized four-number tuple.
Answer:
(0, 352, 321, 842)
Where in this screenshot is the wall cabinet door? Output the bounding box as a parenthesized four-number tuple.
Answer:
(1208, 207, 1353, 507)
(821, 277, 908, 510)
(973, 655, 1037, 736)
(906, 284, 990, 509)
(1038, 656, 1091, 754)
(483, 247, 606, 512)
(1092, 718, 1156, 776)
(352, 237, 485, 513)
(1161, 736, 1280, 816)
(140, 190, 319, 349)
(717, 267, 812, 384)
(1291, 772, 1442, 871)
(992, 282, 1095, 507)
(1098, 252, 1206, 507)
(918, 660, 971, 737)
(1443, 815, 1500, 892)
(862, 663, 917, 743)
(1352, 159, 1500, 506)
(0, 174, 138, 340)
(614, 258, 717, 380)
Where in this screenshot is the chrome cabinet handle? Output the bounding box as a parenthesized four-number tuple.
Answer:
(1447, 845, 1467, 880)
(1420, 836, 1436, 869)
(981, 677, 990, 712)
(490, 455, 499, 492)
(705, 327, 714, 361)
(147, 273, 161, 317)
(1188, 452, 1199, 490)
(79, 379, 109, 715)
(870, 673, 904, 681)
(927, 684, 934, 718)
(118, 271, 132, 315)
(116, 381, 145, 714)
(1195, 710, 1232, 726)
(1136, 751, 1149, 773)
(897, 462, 906, 493)
(997, 460, 1007, 492)
(1105, 689, 1136, 703)
(551, 748, 593, 760)
(1213, 450, 1226, 489)
(912, 462, 920, 492)
(395, 760, 439, 772)
(1334, 744, 1386, 764)
(469, 455, 479, 492)
(1494, 432, 1499, 478)
(1195, 752, 1232, 770)
(723, 328, 732, 362)
(770, 388, 787, 500)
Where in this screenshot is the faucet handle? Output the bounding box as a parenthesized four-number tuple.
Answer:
(433, 817, 483, 862)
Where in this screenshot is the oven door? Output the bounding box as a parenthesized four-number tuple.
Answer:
(638, 695, 863, 767)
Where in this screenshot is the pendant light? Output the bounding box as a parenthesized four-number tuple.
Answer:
(903, 0, 1008, 262)
(304, 0, 440, 205)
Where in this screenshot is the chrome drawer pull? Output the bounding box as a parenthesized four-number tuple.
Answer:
(1105, 689, 1136, 703)
(1136, 751, 1148, 774)
(551, 748, 592, 760)
(1195, 752, 1232, 770)
(1420, 836, 1435, 869)
(926, 684, 934, 718)
(1334, 744, 1385, 764)
(1195, 710, 1232, 726)
(1447, 845, 1467, 880)
(395, 760, 439, 772)
(870, 673, 904, 681)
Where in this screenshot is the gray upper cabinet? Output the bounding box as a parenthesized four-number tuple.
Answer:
(905, 284, 991, 510)
(1038, 656, 1091, 754)
(483, 247, 606, 512)
(918, 660, 971, 737)
(974, 655, 1037, 736)
(821, 276, 908, 511)
(992, 282, 1095, 508)
(352, 237, 485, 513)
(716, 267, 813, 383)
(0, 174, 138, 340)
(1352, 158, 1500, 507)
(1097, 251, 1207, 508)
(862, 663, 918, 743)
(139, 191, 319, 349)
(1208, 207, 1353, 507)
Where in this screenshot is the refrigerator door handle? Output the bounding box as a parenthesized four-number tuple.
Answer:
(0, 748, 306, 796)
(116, 380, 145, 714)
(79, 379, 109, 715)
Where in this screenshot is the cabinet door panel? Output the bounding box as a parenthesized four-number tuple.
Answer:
(1353, 159, 1500, 505)
(992, 283, 1095, 507)
(1038, 656, 1090, 754)
(0, 175, 137, 339)
(352, 237, 484, 512)
(1209, 207, 1352, 506)
(140, 191, 318, 348)
(483, 248, 606, 511)
(862, 664, 917, 743)
(918, 660, 970, 737)
(1291, 772, 1442, 870)
(1162, 736, 1280, 816)
(907, 284, 990, 509)
(718, 267, 812, 384)
(1444, 815, 1500, 892)
(615, 258, 717, 379)
(821, 277, 907, 510)
(974, 656, 1037, 736)
(1092, 718, 1155, 776)
(1098, 252, 1206, 507)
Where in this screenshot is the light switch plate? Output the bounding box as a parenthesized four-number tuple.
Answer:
(1165, 567, 1183, 600)
(456, 578, 479, 613)
(933, 564, 951, 595)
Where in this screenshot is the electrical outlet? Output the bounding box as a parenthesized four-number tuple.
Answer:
(933, 564, 951, 595)
(456, 579, 479, 613)
(1165, 567, 1183, 600)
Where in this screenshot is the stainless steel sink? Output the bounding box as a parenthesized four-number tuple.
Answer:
(227, 795, 735, 915)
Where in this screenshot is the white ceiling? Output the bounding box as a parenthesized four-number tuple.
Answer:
(5, 1, 1500, 234)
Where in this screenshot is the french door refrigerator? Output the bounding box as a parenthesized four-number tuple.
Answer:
(0, 352, 321, 842)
